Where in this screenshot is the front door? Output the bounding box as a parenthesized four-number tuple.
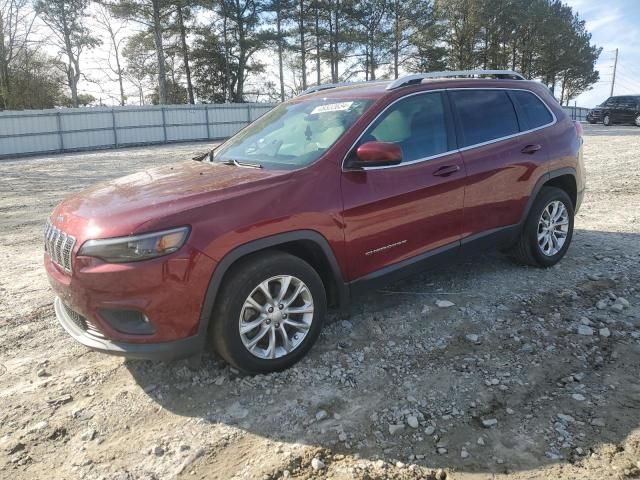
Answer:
(341, 91, 466, 281)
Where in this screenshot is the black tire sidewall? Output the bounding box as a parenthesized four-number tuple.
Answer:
(211, 252, 326, 374)
(524, 187, 575, 267)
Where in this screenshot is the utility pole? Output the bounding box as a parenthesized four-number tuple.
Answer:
(610, 48, 618, 97)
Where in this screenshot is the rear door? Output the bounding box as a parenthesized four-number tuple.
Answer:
(341, 91, 466, 281)
(609, 97, 623, 122)
(449, 88, 553, 240)
(618, 97, 635, 123)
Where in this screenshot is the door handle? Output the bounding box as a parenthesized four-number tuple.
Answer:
(521, 144, 542, 154)
(432, 165, 460, 177)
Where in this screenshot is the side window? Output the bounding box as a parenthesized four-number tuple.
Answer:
(510, 90, 553, 130)
(449, 90, 519, 147)
(364, 92, 449, 162)
(604, 97, 616, 107)
(620, 96, 633, 108)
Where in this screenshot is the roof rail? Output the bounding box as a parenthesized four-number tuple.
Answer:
(299, 80, 386, 96)
(386, 70, 525, 90)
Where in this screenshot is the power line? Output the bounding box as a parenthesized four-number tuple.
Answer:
(614, 72, 640, 90)
(616, 64, 640, 82)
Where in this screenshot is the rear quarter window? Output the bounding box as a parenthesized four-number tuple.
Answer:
(449, 90, 519, 147)
(509, 90, 554, 130)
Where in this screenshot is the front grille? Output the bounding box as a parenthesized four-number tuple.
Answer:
(44, 220, 76, 272)
(60, 301, 105, 339)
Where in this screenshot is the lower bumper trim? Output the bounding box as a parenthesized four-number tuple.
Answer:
(54, 297, 204, 361)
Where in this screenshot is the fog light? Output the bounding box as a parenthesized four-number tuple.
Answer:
(98, 309, 155, 335)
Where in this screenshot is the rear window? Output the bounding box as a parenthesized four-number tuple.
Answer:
(510, 90, 553, 129)
(449, 90, 519, 147)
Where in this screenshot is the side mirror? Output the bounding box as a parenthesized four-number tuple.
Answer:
(348, 141, 402, 169)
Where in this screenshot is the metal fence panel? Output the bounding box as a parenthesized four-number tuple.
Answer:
(561, 106, 590, 122)
(167, 125, 208, 142)
(116, 126, 165, 146)
(0, 133, 59, 156)
(0, 103, 276, 159)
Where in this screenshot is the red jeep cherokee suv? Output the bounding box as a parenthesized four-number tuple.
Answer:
(45, 70, 585, 374)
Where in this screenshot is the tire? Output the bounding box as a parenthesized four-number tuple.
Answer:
(509, 186, 574, 267)
(603, 113, 611, 126)
(635, 114, 640, 127)
(209, 251, 326, 374)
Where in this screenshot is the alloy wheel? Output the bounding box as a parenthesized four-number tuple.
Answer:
(603, 114, 610, 126)
(238, 275, 314, 359)
(537, 200, 569, 256)
(635, 115, 640, 127)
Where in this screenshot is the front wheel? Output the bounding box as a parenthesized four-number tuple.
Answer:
(210, 251, 326, 374)
(634, 114, 640, 127)
(509, 186, 574, 267)
(603, 114, 611, 126)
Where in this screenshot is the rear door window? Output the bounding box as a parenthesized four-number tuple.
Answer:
(364, 92, 449, 163)
(620, 96, 634, 108)
(449, 90, 519, 147)
(509, 90, 554, 130)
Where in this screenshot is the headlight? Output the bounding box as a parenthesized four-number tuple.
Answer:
(78, 227, 190, 263)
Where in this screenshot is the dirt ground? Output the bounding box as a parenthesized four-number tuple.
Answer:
(1, 125, 639, 480)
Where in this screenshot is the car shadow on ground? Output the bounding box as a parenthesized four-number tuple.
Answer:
(125, 229, 640, 475)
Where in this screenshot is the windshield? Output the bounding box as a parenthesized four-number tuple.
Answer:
(213, 99, 373, 169)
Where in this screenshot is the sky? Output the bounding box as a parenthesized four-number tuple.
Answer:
(39, 1, 640, 108)
(564, 0, 640, 107)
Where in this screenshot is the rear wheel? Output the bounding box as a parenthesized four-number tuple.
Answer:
(603, 113, 611, 126)
(510, 186, 574, 267)
(210, 251, 326, 374)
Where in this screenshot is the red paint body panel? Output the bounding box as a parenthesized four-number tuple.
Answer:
(341, 151, 465, 279)
(45, 77, 585, 354)
(45, 246, 216, 342)
(459, 127, 549, 237)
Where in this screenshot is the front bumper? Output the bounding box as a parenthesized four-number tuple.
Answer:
(54, 296, 204, 360)
(586, 111, 602, 122)
(45, 243, 217, 360)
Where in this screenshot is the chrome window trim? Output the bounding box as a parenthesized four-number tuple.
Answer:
(341, 87, 557, 172)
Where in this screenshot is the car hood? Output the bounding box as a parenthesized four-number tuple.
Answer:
(51, 160, 291, 239)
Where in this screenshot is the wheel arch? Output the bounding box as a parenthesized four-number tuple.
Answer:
(197, 231, 349, 337)
(520, 168, 577, 226)
(545, 173, 577, 209)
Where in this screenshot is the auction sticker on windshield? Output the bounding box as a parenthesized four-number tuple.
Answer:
(310, 102, 353, 115)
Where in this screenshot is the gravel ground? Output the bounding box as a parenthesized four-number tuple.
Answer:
(1, 125, 639, 480)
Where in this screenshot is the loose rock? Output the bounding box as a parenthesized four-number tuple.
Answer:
(435, 300, 455, 308)
(577, 325, 594, 336)
(407, 415, 419, 429)
(311, 458, 325, 470)
(482, 418, 498, 428)
(389, 424, 405, 435)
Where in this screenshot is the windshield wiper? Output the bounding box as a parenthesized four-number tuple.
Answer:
(192, 150, 213, 162)
(222, 159, 263, 169)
